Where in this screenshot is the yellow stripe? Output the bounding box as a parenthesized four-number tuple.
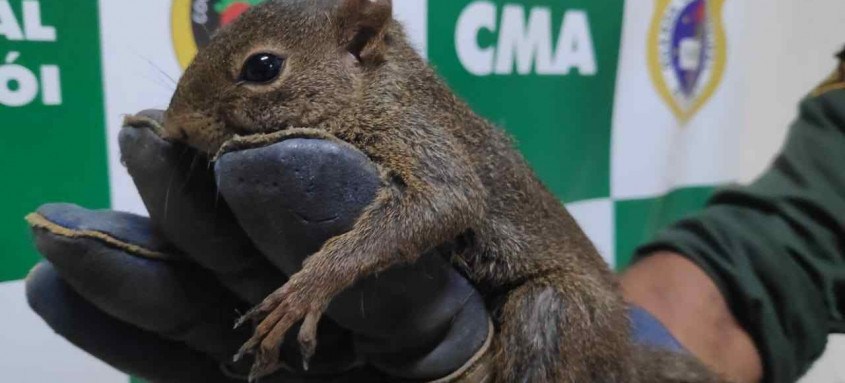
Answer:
(171, 0, 198, 69)
(813, 83, 845, 97)
(811, 69, 845, 97)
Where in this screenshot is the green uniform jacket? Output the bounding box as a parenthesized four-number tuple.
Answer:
(635, 51, 845, 383)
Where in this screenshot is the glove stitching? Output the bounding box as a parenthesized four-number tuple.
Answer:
(25, 212, 179, 262)
(424, 319, 494, 383)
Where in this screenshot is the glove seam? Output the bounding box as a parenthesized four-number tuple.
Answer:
(425, 318, 494, 383)
(123, 113, 168, 138)
(25, 212, 179, 261)
(215, 128, 366, 162)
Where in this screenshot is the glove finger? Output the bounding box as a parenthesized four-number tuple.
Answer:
(25, 261, 239, 383)
(120, 110, 285, 304)
(27, 203, 248, 362)
(122, 112, 360, 375)
(214, 136, 382, 277)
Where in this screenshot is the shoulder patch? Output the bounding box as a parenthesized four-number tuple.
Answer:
(811, 47, 845, 97)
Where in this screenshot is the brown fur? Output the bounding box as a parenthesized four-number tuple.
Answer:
(164, 1, 726, 381)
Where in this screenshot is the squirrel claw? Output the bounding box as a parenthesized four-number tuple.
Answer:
(246, 336, 283, 382)
(248, 358, 280, 383)
(233, 336, 260, 363)
(298, 310, 322, 371)
(239, 278, 330, 376)
(234, 306, 263, 329)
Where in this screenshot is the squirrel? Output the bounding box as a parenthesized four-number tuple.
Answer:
(163, 0, 726, 381)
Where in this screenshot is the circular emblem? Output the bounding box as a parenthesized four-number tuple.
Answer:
(171, 0, 267, 69)
(648, 0, 726, 123)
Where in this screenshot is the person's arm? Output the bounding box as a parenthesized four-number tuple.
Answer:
(622, 252, 763, 383)
(624, 52, 845, 383)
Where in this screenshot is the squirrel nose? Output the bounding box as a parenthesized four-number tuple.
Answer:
(163, 110, 232, 155)
(162, 110, 189, 142)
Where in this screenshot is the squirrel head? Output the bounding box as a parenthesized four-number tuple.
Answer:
(164, 0, 395, 154)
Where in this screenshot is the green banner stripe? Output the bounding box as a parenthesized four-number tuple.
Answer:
(428, 0, 624, 202)
(614, 186, 716, 269)
(0, 0, 110, 282)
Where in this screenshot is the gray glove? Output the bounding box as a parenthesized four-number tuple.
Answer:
(25, 110, 490, 382)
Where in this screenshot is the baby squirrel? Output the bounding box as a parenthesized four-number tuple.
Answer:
(164, 0, 724, 381)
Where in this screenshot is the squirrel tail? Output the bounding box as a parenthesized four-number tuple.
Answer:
(487, 274, 729, 382)
(490, 274, 633, 383)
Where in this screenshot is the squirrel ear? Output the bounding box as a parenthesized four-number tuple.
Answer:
(337, 0, 393, 62)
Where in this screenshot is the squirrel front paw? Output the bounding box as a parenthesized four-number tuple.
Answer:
(234, 272, 331, 381)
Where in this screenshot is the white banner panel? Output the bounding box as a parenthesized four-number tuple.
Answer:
(611, 0, 747, 200)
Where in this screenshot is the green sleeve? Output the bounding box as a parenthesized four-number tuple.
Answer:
(634, 58, 845, 383)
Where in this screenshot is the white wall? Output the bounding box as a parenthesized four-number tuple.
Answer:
(738, 1, 845, 381)
(739, 1, 845, 182)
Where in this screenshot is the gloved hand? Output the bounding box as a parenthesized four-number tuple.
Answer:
(25, 110, 491, 383)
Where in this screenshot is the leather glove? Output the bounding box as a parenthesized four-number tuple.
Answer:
(25, 110, 491, 382)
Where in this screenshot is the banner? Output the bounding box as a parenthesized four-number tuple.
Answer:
(0, 0, 114, 380)
(0, 0, 841, 381)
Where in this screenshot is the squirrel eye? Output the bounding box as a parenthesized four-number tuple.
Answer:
(240, 53, 284, 83)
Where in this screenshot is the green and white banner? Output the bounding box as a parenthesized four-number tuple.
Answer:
(0, 0, 840, 381)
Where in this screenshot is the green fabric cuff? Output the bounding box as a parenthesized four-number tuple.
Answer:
(633, 203, 830, 383)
